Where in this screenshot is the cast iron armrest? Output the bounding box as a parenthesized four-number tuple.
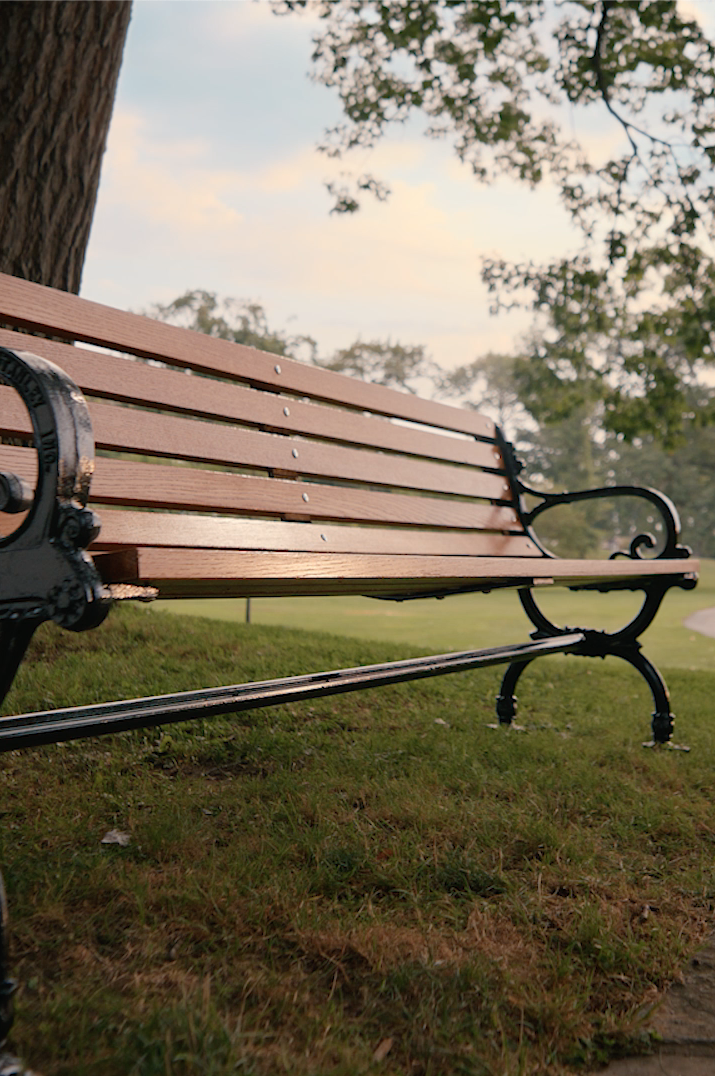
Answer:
(516, 481, 692, 562)
(0, 348, 115, 708)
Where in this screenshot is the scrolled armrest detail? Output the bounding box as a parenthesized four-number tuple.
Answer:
(517, 481, 691, 561)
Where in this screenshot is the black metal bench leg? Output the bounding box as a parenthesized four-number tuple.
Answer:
(513, 585, 691, 747)
(0, 622, 39, 712)
(493, 658, 535, 730)
(0, 872, 14, 1046)
(0, 869, 33, 1076)
(0, 627, 39, 1072)
(495, 639, 685, 748)
(613, 645, 686, 749)
(0, 750, 36, 1074)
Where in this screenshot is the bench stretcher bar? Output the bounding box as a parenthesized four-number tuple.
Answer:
(0, 633, 586, 751)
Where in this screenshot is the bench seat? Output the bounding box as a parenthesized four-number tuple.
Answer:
(95, 546, 694, 599)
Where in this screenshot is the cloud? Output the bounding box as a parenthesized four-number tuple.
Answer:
(98, 110, 244, 237)
(206, 0, 312, 37)
(86, 104, 562, 368)
(99, 116, 481, 295)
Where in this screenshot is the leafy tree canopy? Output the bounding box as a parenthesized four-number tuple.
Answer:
(318, 338, 438, 392)
(276, 0, 715, 444)
(149, 290, 438, 393)
(441, 351, 532, 430)
(147, 291, 317, 362)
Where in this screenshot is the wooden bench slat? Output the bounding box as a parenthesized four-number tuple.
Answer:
(0, 390, 507, 498)
(91, 510, 538, 557)
(0, 446, 519, 528)
(89, 402, 505, 496)
(0, 273, 494, 437)
(89, 459, 518, 527)
(95, 547, 694, 600)
(0, 333, 495, 466)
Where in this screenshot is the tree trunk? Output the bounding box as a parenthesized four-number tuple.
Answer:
(0, 1, 132, 293)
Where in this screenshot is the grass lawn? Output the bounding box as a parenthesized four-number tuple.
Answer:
(0, 563, 714, 1074)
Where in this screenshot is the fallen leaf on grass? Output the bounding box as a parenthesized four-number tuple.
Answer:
(373, 1038, 394, 1063)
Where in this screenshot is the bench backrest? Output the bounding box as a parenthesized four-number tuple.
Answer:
(0, 273, 538, 591)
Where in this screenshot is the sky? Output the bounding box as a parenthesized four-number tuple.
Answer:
(80, 0, 706, 374)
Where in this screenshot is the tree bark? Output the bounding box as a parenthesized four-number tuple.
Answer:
(0, 1, 132, 293)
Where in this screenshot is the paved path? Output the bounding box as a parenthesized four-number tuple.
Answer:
(593, 934, 715, 1074)
(683, 606, 715, 639)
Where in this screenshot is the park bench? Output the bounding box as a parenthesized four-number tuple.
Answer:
(0, 270, 700, 1058)
(0, 270, 699, 754)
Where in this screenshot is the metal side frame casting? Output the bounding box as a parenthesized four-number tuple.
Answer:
(494, 429, 697, 749)
(0, 347, 111, 706)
